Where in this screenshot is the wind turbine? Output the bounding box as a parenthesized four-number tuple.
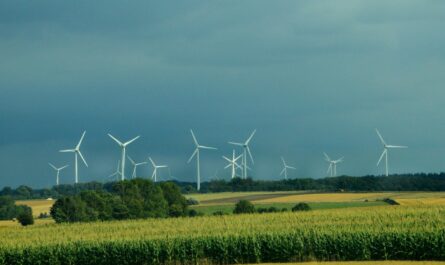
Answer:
(187, 129, 217, 191)
(59, 131, 88, 184)
(108, 134, 140, 181)
(149, 157, 167, 182)
(48, 163, 68, 186)
(128, 156, 148, 179)
(324, 152, 343, 177)
(280, 157, 296, 179)
(228, 129, 256, 179)
(107, 160, 121, 181)
(223, 150, 242, 179)
(376, 129, 408, 176)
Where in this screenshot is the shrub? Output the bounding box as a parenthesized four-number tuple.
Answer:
(17, 211, 34, 226)
(212, 210, 227, 216)
(292, 202, 311, 212)
(233, 200, 255, 214)
(186, 198, 199, 205)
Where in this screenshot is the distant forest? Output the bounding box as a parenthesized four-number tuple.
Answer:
(1, 173, 445, 200)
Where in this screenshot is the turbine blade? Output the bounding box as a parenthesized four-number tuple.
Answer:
(247, 146, 254, 164)
(127, 156, 135, 165)
(77, 151, 88, 167)
(199, 145, 217, 150)
(124, 136, 140, 146)
(190, 130, 198, 146)
(288, 166, 296, 170)
(108, 134, 123, 146)
(245, 129, 256, 144)
(281, 156, 286, 165)
(48, 163, 57, 170)
(158, 165, 168, 168)
(235, 154, 243, 161)
(280, 168, 285, 176)
(76, 131, 86, 149)
(327, 163, 332, 174)
(323, 152, 331, 161)
(224, 164, 231, 169)
(222, 156, 231, 163)
(228, 142, 243, 146)
(60, 165, 69, 170)
(59, 149, 75, 153)
(375, 129, 387, 146)
(377, 149, 386, 166)
(187, 149, 198, 164)
(149, 157, 156, 167)
(386, 145, 408, 148)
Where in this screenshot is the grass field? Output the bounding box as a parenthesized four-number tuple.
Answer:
(191, 201, 387, 215)
(0, 205, 444, 264)
(15, 199, 54, 217)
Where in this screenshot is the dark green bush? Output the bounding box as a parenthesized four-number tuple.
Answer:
(292, 202, 311, 212)
(233, 200, 255, 214)
(17, 211, 34, 226)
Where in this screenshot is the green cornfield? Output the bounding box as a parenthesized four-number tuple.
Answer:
(0, 205, 444, 264)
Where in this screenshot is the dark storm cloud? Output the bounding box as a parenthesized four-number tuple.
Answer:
(1, 1, 445, 187)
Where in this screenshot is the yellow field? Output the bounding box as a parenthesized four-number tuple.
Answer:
(255, 192, 445, 204)
(0, 258, 432, 265)
(185, 191, 298, 202)
(15, 199, 54, 217)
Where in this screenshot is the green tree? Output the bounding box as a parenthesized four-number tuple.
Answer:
(160, 182, 188, 217)
(233, 200, 255, 214)
(292, 202, 311, 212)
(17, 211, 34, 226)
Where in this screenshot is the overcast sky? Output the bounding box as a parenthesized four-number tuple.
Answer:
(1, 1, 445, 188)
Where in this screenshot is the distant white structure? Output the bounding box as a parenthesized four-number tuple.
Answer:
(108, 134, 140, 181)
(107, 160, 121, 181)
(128, 156, 147, 179)
(59, 131, 88, 184)
(48, 163, 68, 186)
(376, 129, 408, 176)
(324, 152, 343, 177)
(223, 150, 242, 179)
(280, 157, 296, 179)
(229, 129, 256, 179)
(149, 157, 168, 182)
(187, 129, 217, 191)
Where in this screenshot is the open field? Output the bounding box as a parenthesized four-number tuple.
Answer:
(191, 201, 387, 215)
(0, 205, 444, 264)
(15, 199, 54, 217)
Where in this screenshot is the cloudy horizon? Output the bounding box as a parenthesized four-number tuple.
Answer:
(1, 1, 445, 188)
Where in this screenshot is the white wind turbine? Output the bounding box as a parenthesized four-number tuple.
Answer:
(48, 163, 68, 186)
(59, 131, 88, 184)
(107, 160, 121, 181)
(149, 157, 168, 182)
(228, 129, 256, 179)
(280, 157, 296, 179)
(128, 156, 148, 179)
(376, 129, 408, 176)
(324, 152, 343, 177)
(223, 150, 243, 179)
(108, 134, 140, 181)
(187, 129, 217, 191)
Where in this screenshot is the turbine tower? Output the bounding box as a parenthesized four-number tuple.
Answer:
(228, 129, 256, 179)
(107, 160, 121, 181)
(280, 157, 296, 179)
(48, 163, 68, 186)
(149, 157, 168, 182)
(108, 134, 140, 181)
(324, 152, 343, 177)
(376, 129, 408, 176)
(187, 129, 217, 191)
(223, 150, 242, 179)
(128, 156, 148, 179)
(59, 131, 88, 184)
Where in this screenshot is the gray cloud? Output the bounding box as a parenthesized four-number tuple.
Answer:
(1, 1, 445, 187)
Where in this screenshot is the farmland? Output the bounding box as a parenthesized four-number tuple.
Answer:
(0, 204, 444, 264)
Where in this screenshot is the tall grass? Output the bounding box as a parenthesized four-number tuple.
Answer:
(0, 205, 444, 264)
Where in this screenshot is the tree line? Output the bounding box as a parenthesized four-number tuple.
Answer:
(1, 173, 445, 200)
(50, 179, 188, 223)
